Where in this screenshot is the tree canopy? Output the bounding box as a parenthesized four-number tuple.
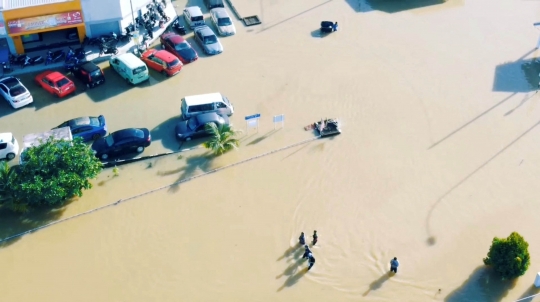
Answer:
(203, 123, 241, 156)
(483, 232, 530, 280)
(0, 137, 102, 212)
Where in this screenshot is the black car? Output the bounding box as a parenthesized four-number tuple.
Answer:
(205, 0, 224, 9)
(176, 112, 229, 141)
(72, 61, 105, 88)
(91, 128, 151, 160)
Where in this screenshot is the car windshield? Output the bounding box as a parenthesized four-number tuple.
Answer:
(204, 35, 217, 44)
(105, 135, 114, 147)
(133, 66, 147, 75)
(57, 78, 70, 87)
(188, 118, 198, 131)
(89, 117, 100, 127)
(175, 42, 190, 51)
(167, 59, 181, 68)
(9, 85, 26, 97)
(218, 17, 231, 26)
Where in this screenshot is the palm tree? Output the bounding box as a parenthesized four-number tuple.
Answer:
(203, 123, 242, 156)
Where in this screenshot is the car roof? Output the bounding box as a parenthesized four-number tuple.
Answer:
(154, 50, 178, 62)
(46, 71, 66, 81)
(211, 8, 228, 18)
(183, 92, 223, 106)
(195, 112, 221, 124)
(196, 25, 214, 36)
(112, 128, 143, 140)
(113, 53, 145, 69)
(0, 132, 13, 142)
(185, 6, 203, 16)
(0, 77, 20, 88)
(80, 62, 100, 72)
(69, 116, 94, 127)
(168, 34, 186, 44)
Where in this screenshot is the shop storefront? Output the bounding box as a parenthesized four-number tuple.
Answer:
(2, 0, 86, 54)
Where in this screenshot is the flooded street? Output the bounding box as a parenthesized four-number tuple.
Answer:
(1, 0, 540, 301)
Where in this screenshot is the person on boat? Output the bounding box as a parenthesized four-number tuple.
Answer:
(312, 230, 318, 245)
(308, 255, 316, 270)
(303, 245, 312, 259)
(333, 22, 339, 32)
(299, 232, 306, 245)
(390, 257, 400, 273)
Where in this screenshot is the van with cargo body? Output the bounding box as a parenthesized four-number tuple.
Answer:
(183, 6, 205, 29)
(180, 92, 234, 120)
(109, 53, 149, 85)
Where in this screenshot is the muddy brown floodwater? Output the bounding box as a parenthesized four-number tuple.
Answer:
(1, 0, 540, 301)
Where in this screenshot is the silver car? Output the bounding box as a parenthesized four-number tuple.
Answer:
(194, 25, 223, 55)
(210, 8, 236, 36)
(175, 112, 229, 141)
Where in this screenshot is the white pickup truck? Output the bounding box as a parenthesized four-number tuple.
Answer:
(19, 127, 73, 165)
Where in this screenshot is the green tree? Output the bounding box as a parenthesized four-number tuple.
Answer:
(0, 137, 102, 212)
(203, 123, 241, 156)
(483, 232, 530, 280)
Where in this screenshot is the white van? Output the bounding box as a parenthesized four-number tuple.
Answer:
(0, 132, 19, 160)
(19, 127, 73, 165)
(183, 6, 205, 29)
(181, 92, 234, 120)
(109, 53, 149, 85)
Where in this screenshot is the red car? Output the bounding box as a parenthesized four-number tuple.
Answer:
(141, 49, 183, 77)
(160, 32, 198, 64)
(35, 71, 76, 98)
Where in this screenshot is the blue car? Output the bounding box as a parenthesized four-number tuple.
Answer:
(53, 115, 107, 142)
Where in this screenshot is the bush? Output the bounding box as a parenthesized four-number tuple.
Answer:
(483, 232, 530, 280)
(0, 137, 102, 212)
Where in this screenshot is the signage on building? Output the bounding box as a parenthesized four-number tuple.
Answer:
(7, 11, 83, 35)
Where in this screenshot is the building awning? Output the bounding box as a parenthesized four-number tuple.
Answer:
(1, 0, 74, 11)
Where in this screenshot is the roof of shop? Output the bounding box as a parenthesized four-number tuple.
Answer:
(1, 0, 74, 11)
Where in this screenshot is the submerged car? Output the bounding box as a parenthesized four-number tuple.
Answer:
(141, 49, 183, 77)
(0, 77, 33, 109)
(175, 112, 229, 141)
(72, 61, 105, 88)
(210, 8, 236, 36)
(160, 32, 198, 64)
(35, 70, 76, 98)
(53, 115, 107, 142)
(194, 25, 223, 55)
(91, 128, 151, 160)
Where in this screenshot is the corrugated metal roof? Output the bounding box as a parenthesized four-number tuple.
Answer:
(2, 0, 74, 11)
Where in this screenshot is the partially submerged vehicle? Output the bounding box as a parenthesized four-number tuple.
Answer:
(19, 126, 73, 165)
(305, 118, 341, 137)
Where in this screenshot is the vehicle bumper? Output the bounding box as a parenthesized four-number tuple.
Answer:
(11, 95, 33, 109)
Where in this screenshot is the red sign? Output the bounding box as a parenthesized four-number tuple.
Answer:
(7, 11, 83, 35)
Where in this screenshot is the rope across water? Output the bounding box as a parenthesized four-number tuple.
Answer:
(0, 136, 322, 243)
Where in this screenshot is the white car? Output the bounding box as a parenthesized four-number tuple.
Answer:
(0, 77, 33, 109)
(0, 132, 19, 160)
(183, 6, 205, 29)
(210, 8, 236, 36)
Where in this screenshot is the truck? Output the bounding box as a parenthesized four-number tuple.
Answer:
(19, 126, 73, 165)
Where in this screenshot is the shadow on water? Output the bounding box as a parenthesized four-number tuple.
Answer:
(276, 261, 309, 292)
(247, 129, 278, 146)
(276, 244, 301, 261)
(151, 116, 183, 151)
(156, 152, 213, 193)
(493, 49, 539, 94)
(310, 29, 331, 38)
(516, 285, 540, 302)
(444, 266, 516, 302)
(344, 0, 445, 13)
(425, 118, 540, 245)
(363, 272, 392, 296)
(282, 142, 311, 160)
(0, 197, 77, 248)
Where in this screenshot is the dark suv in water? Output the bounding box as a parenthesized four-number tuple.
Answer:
(205, 0, 224, 10)
(72, 61, 105, 88)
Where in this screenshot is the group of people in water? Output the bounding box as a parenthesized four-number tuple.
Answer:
(299, 231, 318, 270)
(297, 231, 400, 274)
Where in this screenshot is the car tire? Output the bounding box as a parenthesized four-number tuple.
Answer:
(161, 70, 168, 77)
(101, 154, 108, 160)
(136, 146, 144, 153)
(92, 134, 101, 140)
(6, 153, 15, 160)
